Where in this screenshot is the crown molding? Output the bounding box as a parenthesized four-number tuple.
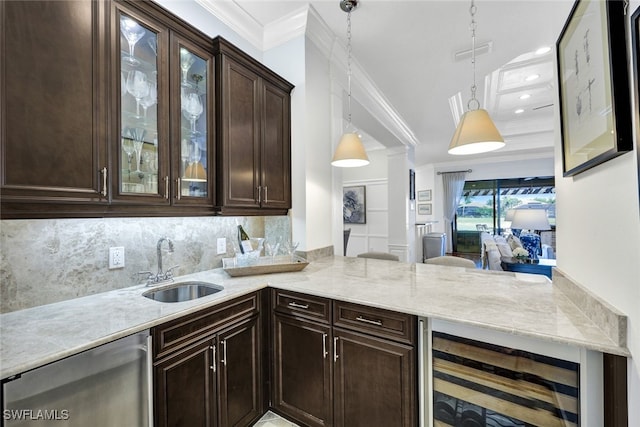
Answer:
(263, 6, 309, 50)
(195, 0, 263, 49)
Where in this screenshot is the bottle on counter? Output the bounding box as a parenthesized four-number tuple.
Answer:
(237, 225, 253, 254)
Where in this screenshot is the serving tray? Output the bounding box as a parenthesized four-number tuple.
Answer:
(222, 255, 309, 277)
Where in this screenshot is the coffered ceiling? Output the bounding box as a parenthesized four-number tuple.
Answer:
(194, 0, 575, 167)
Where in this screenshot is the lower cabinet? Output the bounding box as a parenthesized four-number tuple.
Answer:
(152, 292, 263, 427)
(272, 289, 417, 427)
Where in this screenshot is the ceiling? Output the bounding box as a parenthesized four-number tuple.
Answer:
(203, 0, 575, 167)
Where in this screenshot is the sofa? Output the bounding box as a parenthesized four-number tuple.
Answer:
(480, 231, 555, 271)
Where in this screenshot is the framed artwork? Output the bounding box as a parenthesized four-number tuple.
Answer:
(418, 203, 432, 215)
(343, 186, 366, 224)
(631, 5, 640, 205)
(417, 189, 432, 202)
(409, 169, 415, 201)
(556, 0, 632, 177)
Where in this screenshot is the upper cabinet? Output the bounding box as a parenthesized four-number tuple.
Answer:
(0, 0, 110, 216)
(214, 37, 293, 216)
(111, 1, 215, 211)
(0, 2, 293, 219)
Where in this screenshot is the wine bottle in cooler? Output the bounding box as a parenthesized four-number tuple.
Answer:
(237, 225, 253, 254)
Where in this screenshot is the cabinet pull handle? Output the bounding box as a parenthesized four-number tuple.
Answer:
(333, 337, 339, 362)
(355, 316, 383, 326)
(210, 345, 216, 372)
(288, 302, 309, 309)
(221, 340, 227, 366)
(264, 186, 268, 203)
(164, 176, 169, 199)
(257, 186, 262, 204)
(100, 167, 108, 197)
(322, 333, 328, 359)
(176, 178, 181, 200)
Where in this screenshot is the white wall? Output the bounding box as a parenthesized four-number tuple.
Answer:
(554, 2, 640, 423)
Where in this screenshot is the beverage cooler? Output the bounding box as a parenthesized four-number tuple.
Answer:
(419, 318, 604, 427)
(2, 330, 152, 427)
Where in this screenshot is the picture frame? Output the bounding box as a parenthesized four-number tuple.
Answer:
(343, 185, 366, 224)
(409, 169, 415, 201)
(418, 203, 432, 215)
(556, 0, 632, 177)
(631, 5, 640, 205)
(417, 189, 432, 202)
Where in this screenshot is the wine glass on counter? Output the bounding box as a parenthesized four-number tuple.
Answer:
(264, 237, 281, 264)
(283, 240, 300, 262)
(120, 16, 146, 65)
(126, 70, 149, 118)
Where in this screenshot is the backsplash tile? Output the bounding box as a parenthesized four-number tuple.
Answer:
(0, 216, 289, 313)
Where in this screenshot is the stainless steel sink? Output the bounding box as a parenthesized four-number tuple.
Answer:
(142, 281, 223, 303)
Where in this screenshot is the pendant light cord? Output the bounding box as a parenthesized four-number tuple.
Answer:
(468, 0, 480, 111)
(346, 8, 353, 126)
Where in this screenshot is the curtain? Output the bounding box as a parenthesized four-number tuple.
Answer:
(442, 172, 467, 253)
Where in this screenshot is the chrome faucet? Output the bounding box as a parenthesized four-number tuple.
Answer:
(139, 237, 179, 286)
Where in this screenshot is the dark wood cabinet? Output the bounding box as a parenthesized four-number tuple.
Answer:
(214, 37, 293, 216)
(333, 328, 415, 427)
(152, 292, 263, 427)
(273, 314, 333, 427)
(0, 0, 109, 216)
(155, 339, 216, 427)
(271, 290, 417, 427)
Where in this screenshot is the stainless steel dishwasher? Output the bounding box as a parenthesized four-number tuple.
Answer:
(2, 330, 152, 427)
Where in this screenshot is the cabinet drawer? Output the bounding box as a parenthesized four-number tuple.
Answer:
(333, 301, 415, 345)
(272, 289, 331, 324)
(153, 292, 259, 359)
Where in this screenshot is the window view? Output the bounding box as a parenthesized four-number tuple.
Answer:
(454, 177, 555, 254)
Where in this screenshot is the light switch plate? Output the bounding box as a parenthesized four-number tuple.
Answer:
(217, 238, 226, 255)
(109, 247, 125, 269)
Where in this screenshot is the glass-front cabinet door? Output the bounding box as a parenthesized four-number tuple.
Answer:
(171, 35, 213, 205)
(114, 3, 169, 203)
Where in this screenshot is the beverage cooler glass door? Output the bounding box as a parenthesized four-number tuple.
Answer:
(2, 331, 152, 426)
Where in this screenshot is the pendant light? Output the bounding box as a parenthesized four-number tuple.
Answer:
(448, 0, 504, 155)
(331, 0, 370, 167)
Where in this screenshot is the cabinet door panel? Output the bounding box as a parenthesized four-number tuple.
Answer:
(273, 315, 333, 427)
(217, 315, 262, 426)
(171, 34, 215, 206)
(219, 56, 260, 208)
(1, 0, 107, 203)
(261, 81, 291, 210)
(155, 339, 216, 427)
(333, 328, 415, 427)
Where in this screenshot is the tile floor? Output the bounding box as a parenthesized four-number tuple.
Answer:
(252, 411, 300, 427)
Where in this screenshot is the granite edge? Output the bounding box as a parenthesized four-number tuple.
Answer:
(552, 267, 627, 347)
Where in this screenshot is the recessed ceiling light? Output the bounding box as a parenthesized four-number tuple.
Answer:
(525, 74, 540, 81)
(535, 46, 551, 55)
(515, 109, 524, 114)
(519, 94, 531, 100)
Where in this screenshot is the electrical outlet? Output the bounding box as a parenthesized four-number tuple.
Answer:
(109, 247, 125, 269)
(217, 238, 227, 255)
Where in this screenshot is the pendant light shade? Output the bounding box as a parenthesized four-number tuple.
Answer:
(332, 0, 369, 168)
(448, 0, 504, 156)
(448, 109, 505, 155)
(331, 132, 369, 167)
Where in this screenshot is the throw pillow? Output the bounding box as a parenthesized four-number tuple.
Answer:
(506, 234, 523, 251)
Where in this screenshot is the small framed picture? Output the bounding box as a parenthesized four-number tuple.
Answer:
(343, 185, 366, 224)
(417, 190, 432, 202)
(418, 203, 432, 215)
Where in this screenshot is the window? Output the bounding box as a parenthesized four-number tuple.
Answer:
(454, 177, 555, 253)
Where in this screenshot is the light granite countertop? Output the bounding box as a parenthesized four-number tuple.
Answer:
(0, 256, 629, 379)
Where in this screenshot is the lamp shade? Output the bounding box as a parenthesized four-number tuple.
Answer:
(183, 162, 207, 182)
(510, 208, 551, 231)
(448, 109, 505, 155)
(331, 132, 370, 167)
(505, 208, 516, 222)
